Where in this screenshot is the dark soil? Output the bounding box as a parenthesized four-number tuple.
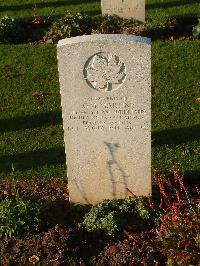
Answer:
(0, 179, 166, 266)
(0, 178, 68, 202)
(1, 176, 200, 266)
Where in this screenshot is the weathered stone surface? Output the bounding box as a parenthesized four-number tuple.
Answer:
(101, 0, 145, 22)
(57, 34, 151, 205)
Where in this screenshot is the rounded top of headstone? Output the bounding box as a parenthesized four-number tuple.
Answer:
(57, 34, 151, 47)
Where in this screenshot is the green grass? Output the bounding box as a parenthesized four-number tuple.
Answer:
(0, 0, 100, 19)
(0, 0, 199, 22)
(0, 42, 199, 179)
(146, 0, 200, 21)
(152, 41, 200, 174)
(0, 45, 66, 179)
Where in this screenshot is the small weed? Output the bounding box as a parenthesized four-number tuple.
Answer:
(0, 16, 16, 43)
(84, 197, 153, 237)
(32, 4, 54, 26)
(0, 194, 46, 237)
(146, 13, 168, 33)
(193, 18, 200, 37)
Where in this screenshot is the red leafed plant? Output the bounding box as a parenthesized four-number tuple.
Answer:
(32, 4, 54, 25)
(153, 164, 200, 266)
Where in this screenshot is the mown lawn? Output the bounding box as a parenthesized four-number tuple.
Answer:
(0, 0, 100, 19)
(0, 42, 199, 179)
(152, 41, 200, 174)
(0, 45, 65, 179)
(0, 0, 199, 22)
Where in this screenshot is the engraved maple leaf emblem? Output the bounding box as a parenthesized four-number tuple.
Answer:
(85, 53, 126, 91)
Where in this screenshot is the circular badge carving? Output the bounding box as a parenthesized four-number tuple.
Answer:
(84, 53, 126, 92)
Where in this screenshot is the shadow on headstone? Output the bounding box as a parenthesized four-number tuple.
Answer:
(105, 142, 129, 198)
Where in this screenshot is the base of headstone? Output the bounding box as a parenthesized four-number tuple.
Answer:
(101, 0, 145, 22)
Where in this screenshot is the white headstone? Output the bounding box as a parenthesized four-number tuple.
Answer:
(101, 0, 145, 22)
(57, 34, 151, 205)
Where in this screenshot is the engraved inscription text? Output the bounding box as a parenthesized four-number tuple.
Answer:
(67, 96, 148, 132)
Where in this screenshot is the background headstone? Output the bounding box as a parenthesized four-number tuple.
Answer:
(101, 0, 145, 22)
(57, 34, 151, 205)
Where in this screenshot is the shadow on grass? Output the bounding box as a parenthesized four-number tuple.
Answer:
(10, 9, 100, 25)
(0, 147, 65, 172)
(0, 111, 62, 132)
(0, 0, 99, 12)
(146, 0, 199, 10)
(152, 125, 200, 146)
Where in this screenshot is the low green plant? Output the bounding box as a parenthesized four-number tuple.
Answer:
(145, 13, 169, 33)
(45, 13, 142, 43)
(0, 194, 46, 237)
(44, 12, 93, 43)
(193, 18, 200, 37)
(0, 16, 16, 43)
(93, 14, 142, 34)
(84, 197, 153, 237)
(94, 14, 124, 34)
